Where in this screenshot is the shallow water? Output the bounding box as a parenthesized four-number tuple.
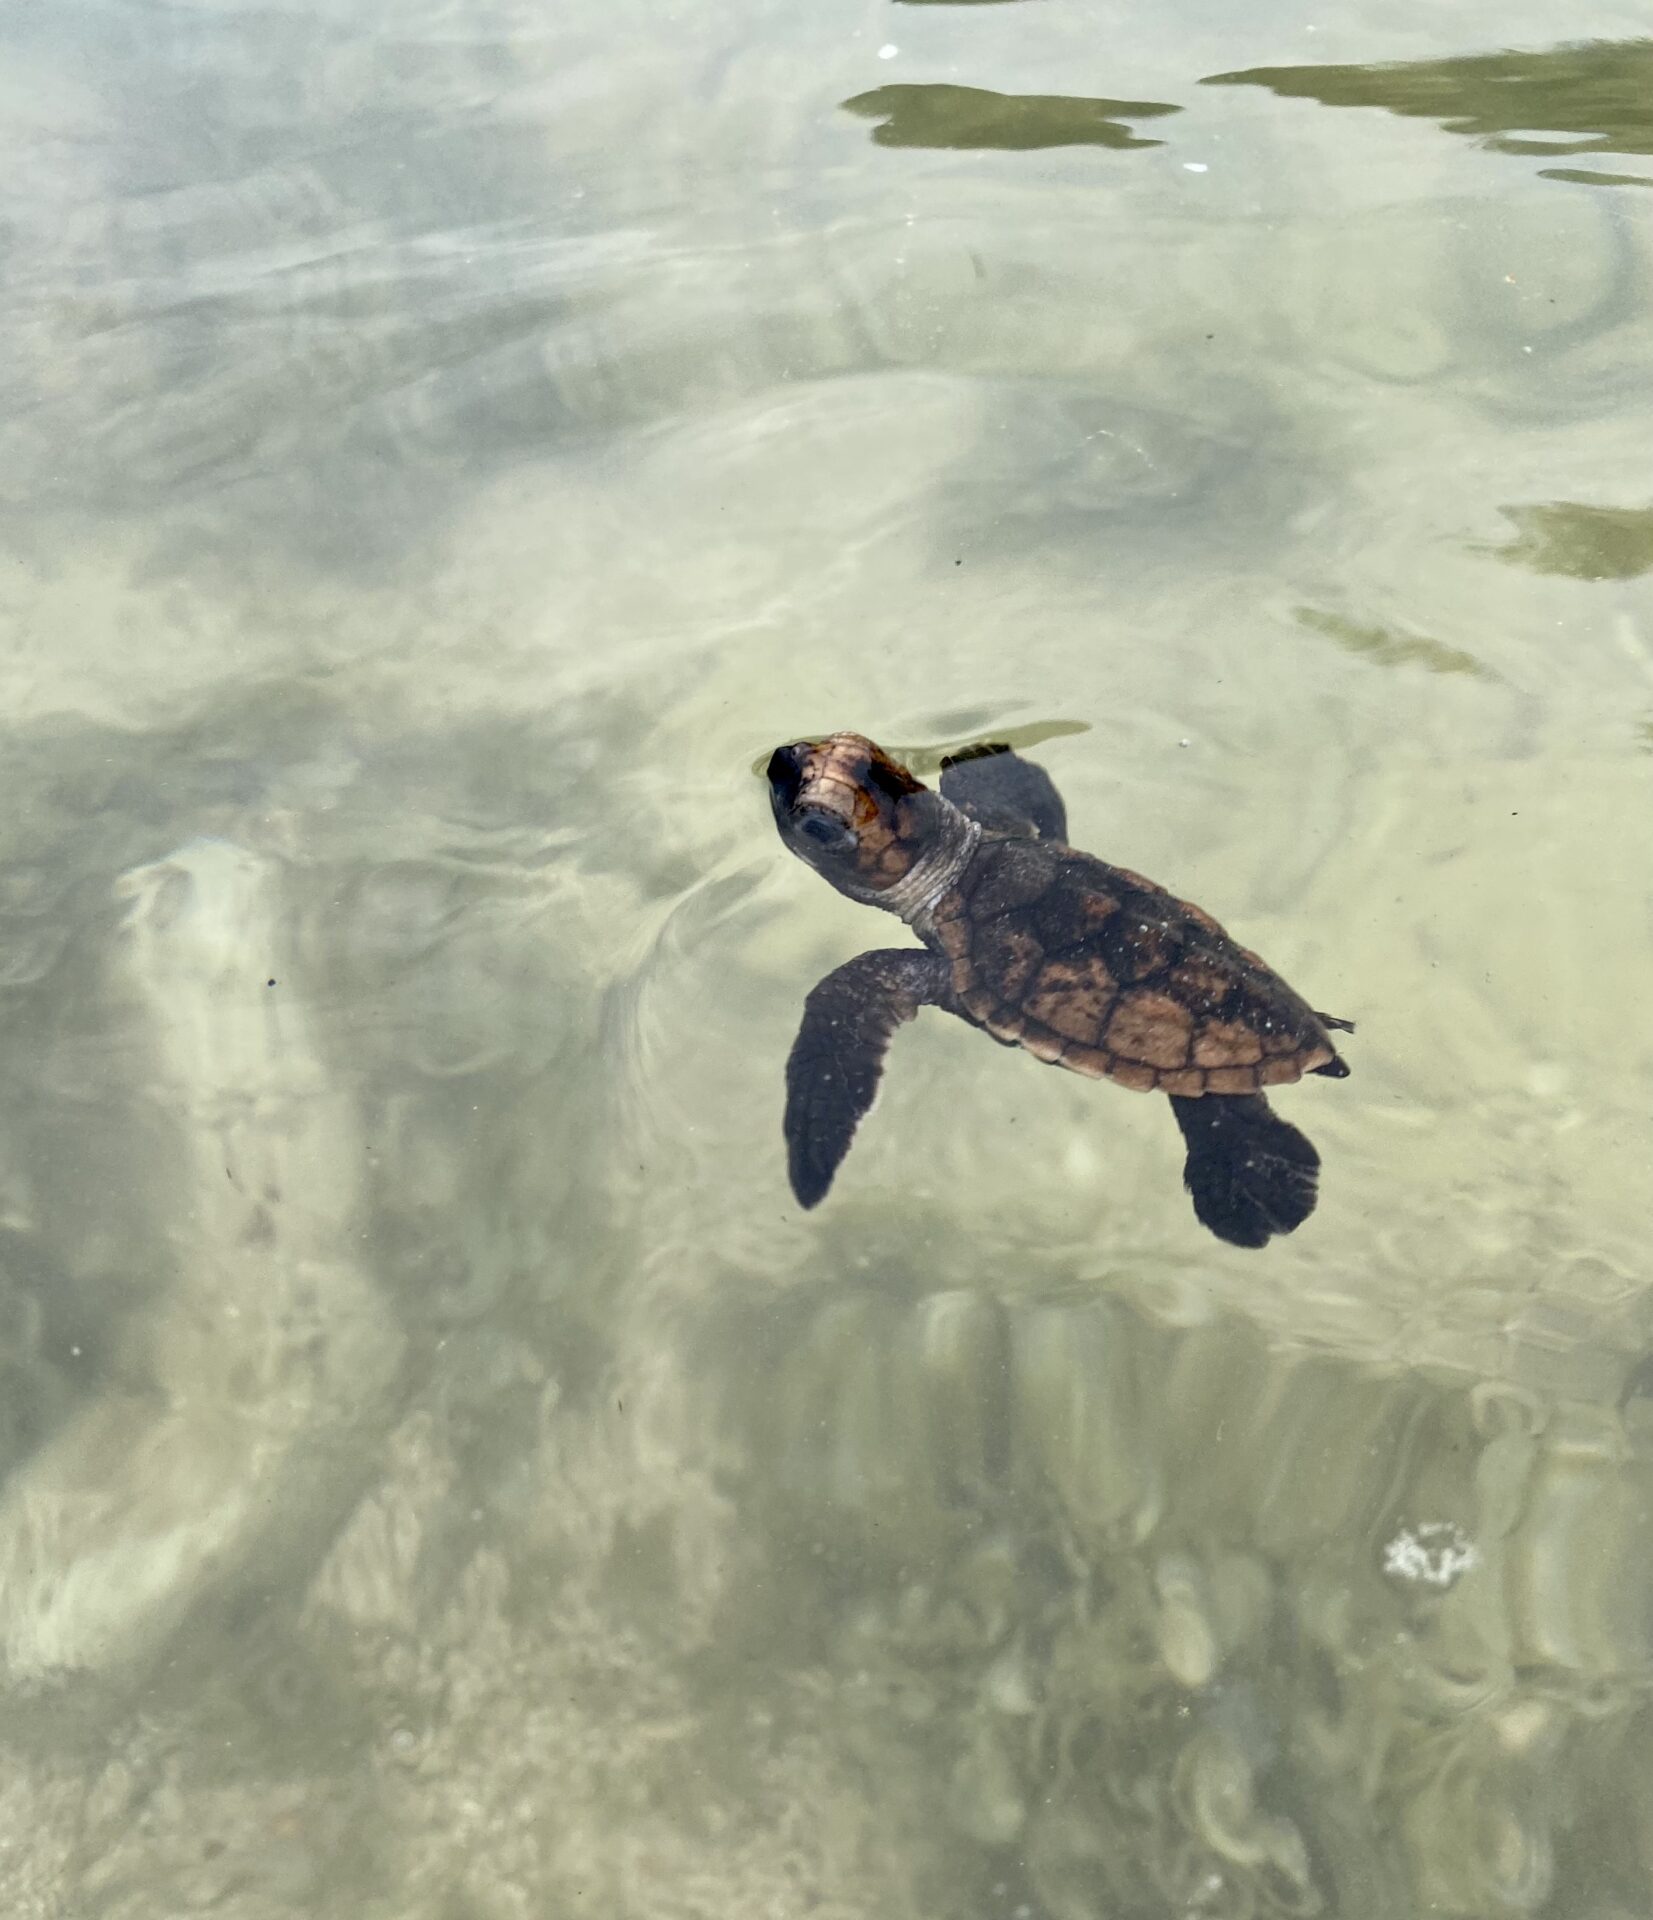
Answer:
(1, 2, 1652, 1915)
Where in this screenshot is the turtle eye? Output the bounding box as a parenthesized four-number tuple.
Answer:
(866, 756, 922, 801)
(796, 811, 856, 853)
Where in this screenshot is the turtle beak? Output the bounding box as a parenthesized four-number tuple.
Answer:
(766, 741, 812, 813)
(767, 740, 861, 857)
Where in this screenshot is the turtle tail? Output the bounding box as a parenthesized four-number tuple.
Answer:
(1168, 1093, 1320, 1250)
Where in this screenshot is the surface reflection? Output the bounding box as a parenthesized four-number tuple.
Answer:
(842, 83, 1179, 150)
(1486, 501, 1653, 580)
(1204, 38, 1653, 178)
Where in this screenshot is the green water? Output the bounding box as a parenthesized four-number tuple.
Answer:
(1, 3, 1651, 1915)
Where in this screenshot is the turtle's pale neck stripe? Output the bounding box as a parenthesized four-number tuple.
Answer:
(882, 805, 981, 928)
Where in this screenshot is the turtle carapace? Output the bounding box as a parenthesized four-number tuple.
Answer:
(766, 731, 1352, 1248)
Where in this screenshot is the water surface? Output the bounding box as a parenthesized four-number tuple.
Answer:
(1, 2, 1651, 1915)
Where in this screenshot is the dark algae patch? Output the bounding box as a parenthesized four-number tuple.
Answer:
(842, 85, 1179, 152)
(1484, 502, 1653, 581)
(1204, 38, 1653, 179)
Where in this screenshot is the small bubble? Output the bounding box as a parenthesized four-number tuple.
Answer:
(1183, 162, 1209, 173)
(389, 1726, 417, 1756)
(878, 43, 899, 59)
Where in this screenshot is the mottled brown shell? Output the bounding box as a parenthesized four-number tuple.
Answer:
(929, 836, 1344, 1096)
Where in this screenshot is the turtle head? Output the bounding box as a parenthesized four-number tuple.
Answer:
(767, 732, 965, 916)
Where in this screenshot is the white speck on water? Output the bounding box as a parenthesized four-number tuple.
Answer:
(1183, 162, 1209, 173)
(1382, 1520, 1479, 1589)
(878, 43, 898, 59)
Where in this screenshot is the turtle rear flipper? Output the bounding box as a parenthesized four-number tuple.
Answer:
(940, 743, 1069, 843)
(1168, 1093, 1320, 1249)
(1309, 1011, 1355, 1077)
(784, 949, 952, 1208)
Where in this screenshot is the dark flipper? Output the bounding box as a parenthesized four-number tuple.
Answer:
(940, 743, 1069, 843)
(784, 949, 953, 1208)
(1168, 1093, 1320, 1249)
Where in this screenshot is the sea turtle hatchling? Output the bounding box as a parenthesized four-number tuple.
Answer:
(766, 732, 1353, 1248)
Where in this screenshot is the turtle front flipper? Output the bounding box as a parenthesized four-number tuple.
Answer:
(940, 743, 1069, 843)
(1168, 1093, 1321, 1249)
(784, 949, 953, 1208)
